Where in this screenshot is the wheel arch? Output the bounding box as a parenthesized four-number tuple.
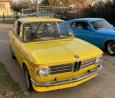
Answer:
(22, 61, 33, 78)
(104, 40, 115, 49)
(22, 62, 33, 92)
(22, 61, 29, 71)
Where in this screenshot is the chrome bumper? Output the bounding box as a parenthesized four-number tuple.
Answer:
(31, 65, 103, 87)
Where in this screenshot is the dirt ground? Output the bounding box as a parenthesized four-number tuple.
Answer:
(0, 24, 115, 98)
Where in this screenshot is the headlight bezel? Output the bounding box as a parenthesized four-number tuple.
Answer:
(96, 57, 102, 65)
(38, 67, 51, 77)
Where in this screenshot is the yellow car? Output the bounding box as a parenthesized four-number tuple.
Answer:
(9, 17, 103, 92)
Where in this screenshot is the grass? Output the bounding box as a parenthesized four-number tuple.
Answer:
(0, 62, 20, 91)
(0, 62, 27, 97)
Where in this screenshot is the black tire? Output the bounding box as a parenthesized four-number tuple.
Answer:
(23, 66, 33, 92)
(106, 41, 115, 56)
(10, 45, 16, 59)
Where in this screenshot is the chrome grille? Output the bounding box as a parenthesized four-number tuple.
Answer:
(50, 58, 96, 75)
(81, 58, 96, 69)
(50, 64, 73, 74)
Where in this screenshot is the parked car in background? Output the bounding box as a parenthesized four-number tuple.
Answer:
(9, 17, 103, 92)
(68, 18, 115, 55)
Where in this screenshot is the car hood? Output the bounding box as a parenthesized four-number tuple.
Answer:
(24, 38, 102, 65)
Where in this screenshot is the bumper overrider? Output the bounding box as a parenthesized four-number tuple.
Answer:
(31, 65, 103, 92)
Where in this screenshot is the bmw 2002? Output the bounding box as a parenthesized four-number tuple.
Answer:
(9, 17, 103, 92)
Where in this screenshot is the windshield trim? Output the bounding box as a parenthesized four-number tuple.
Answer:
(23, 36, 74, 43)
(23, 21, 74, 42)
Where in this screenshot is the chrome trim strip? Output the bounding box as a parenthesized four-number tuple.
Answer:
(50, 64, 73, 74)
(81, 58, 96, 69)
(31, 65, 103, 87)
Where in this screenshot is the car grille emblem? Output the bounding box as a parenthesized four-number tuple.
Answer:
(74, 55, 80, 59)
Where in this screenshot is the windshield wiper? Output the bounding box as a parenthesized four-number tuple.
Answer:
(59, 35, 73, 38)
(28, 37, 55, 42)
(40, 37, 54, 40)
(27, 36, 73, 42)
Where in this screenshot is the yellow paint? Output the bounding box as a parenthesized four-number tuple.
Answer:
(9, 17, 103, 92)
(33, 74, 98, 92)
(18, 17, 64, 23)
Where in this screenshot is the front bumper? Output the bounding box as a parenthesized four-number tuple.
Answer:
(32, 65, 103, 92)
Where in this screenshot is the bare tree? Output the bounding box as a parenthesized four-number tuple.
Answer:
(87, 0, 104, 6)
(90, 0, 96, 5)
(11, 0, 35, 12)
(48, 0, 87, 7)
(31, 0, 37, 8)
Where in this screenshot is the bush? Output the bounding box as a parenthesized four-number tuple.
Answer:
(82, 0, 115, 26)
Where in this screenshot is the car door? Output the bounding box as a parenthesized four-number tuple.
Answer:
(70, 21, 96, 44)
(11, 21, 24, 66)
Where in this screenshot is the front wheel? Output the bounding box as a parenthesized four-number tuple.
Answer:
(23, 66, 33, 92)
(106, 41, 115, 56)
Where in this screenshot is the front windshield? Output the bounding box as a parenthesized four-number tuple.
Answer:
(91, 20, 113, 30)
(24, 22, 73, 42)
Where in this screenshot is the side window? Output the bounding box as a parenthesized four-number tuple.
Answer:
(71, 22, 89, 30)
(16, 21, 22, 35)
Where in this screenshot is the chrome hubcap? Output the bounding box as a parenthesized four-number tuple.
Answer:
(108, 42, 115, 54)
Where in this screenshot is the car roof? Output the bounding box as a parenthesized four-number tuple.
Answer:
(17, 17, 64, 23)
(69, 18, 105, 23)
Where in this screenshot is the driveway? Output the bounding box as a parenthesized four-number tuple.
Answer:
(0, 24, 115, 98)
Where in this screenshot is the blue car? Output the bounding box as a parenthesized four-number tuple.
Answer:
(68, 18, 115, 55)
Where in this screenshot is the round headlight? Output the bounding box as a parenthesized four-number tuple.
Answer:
(96, 57, 102, 65)
(39, 67, 51, 77)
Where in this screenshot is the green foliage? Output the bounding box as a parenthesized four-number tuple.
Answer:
(82, 1, 115, 25)
(41, 0, 49, 5)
